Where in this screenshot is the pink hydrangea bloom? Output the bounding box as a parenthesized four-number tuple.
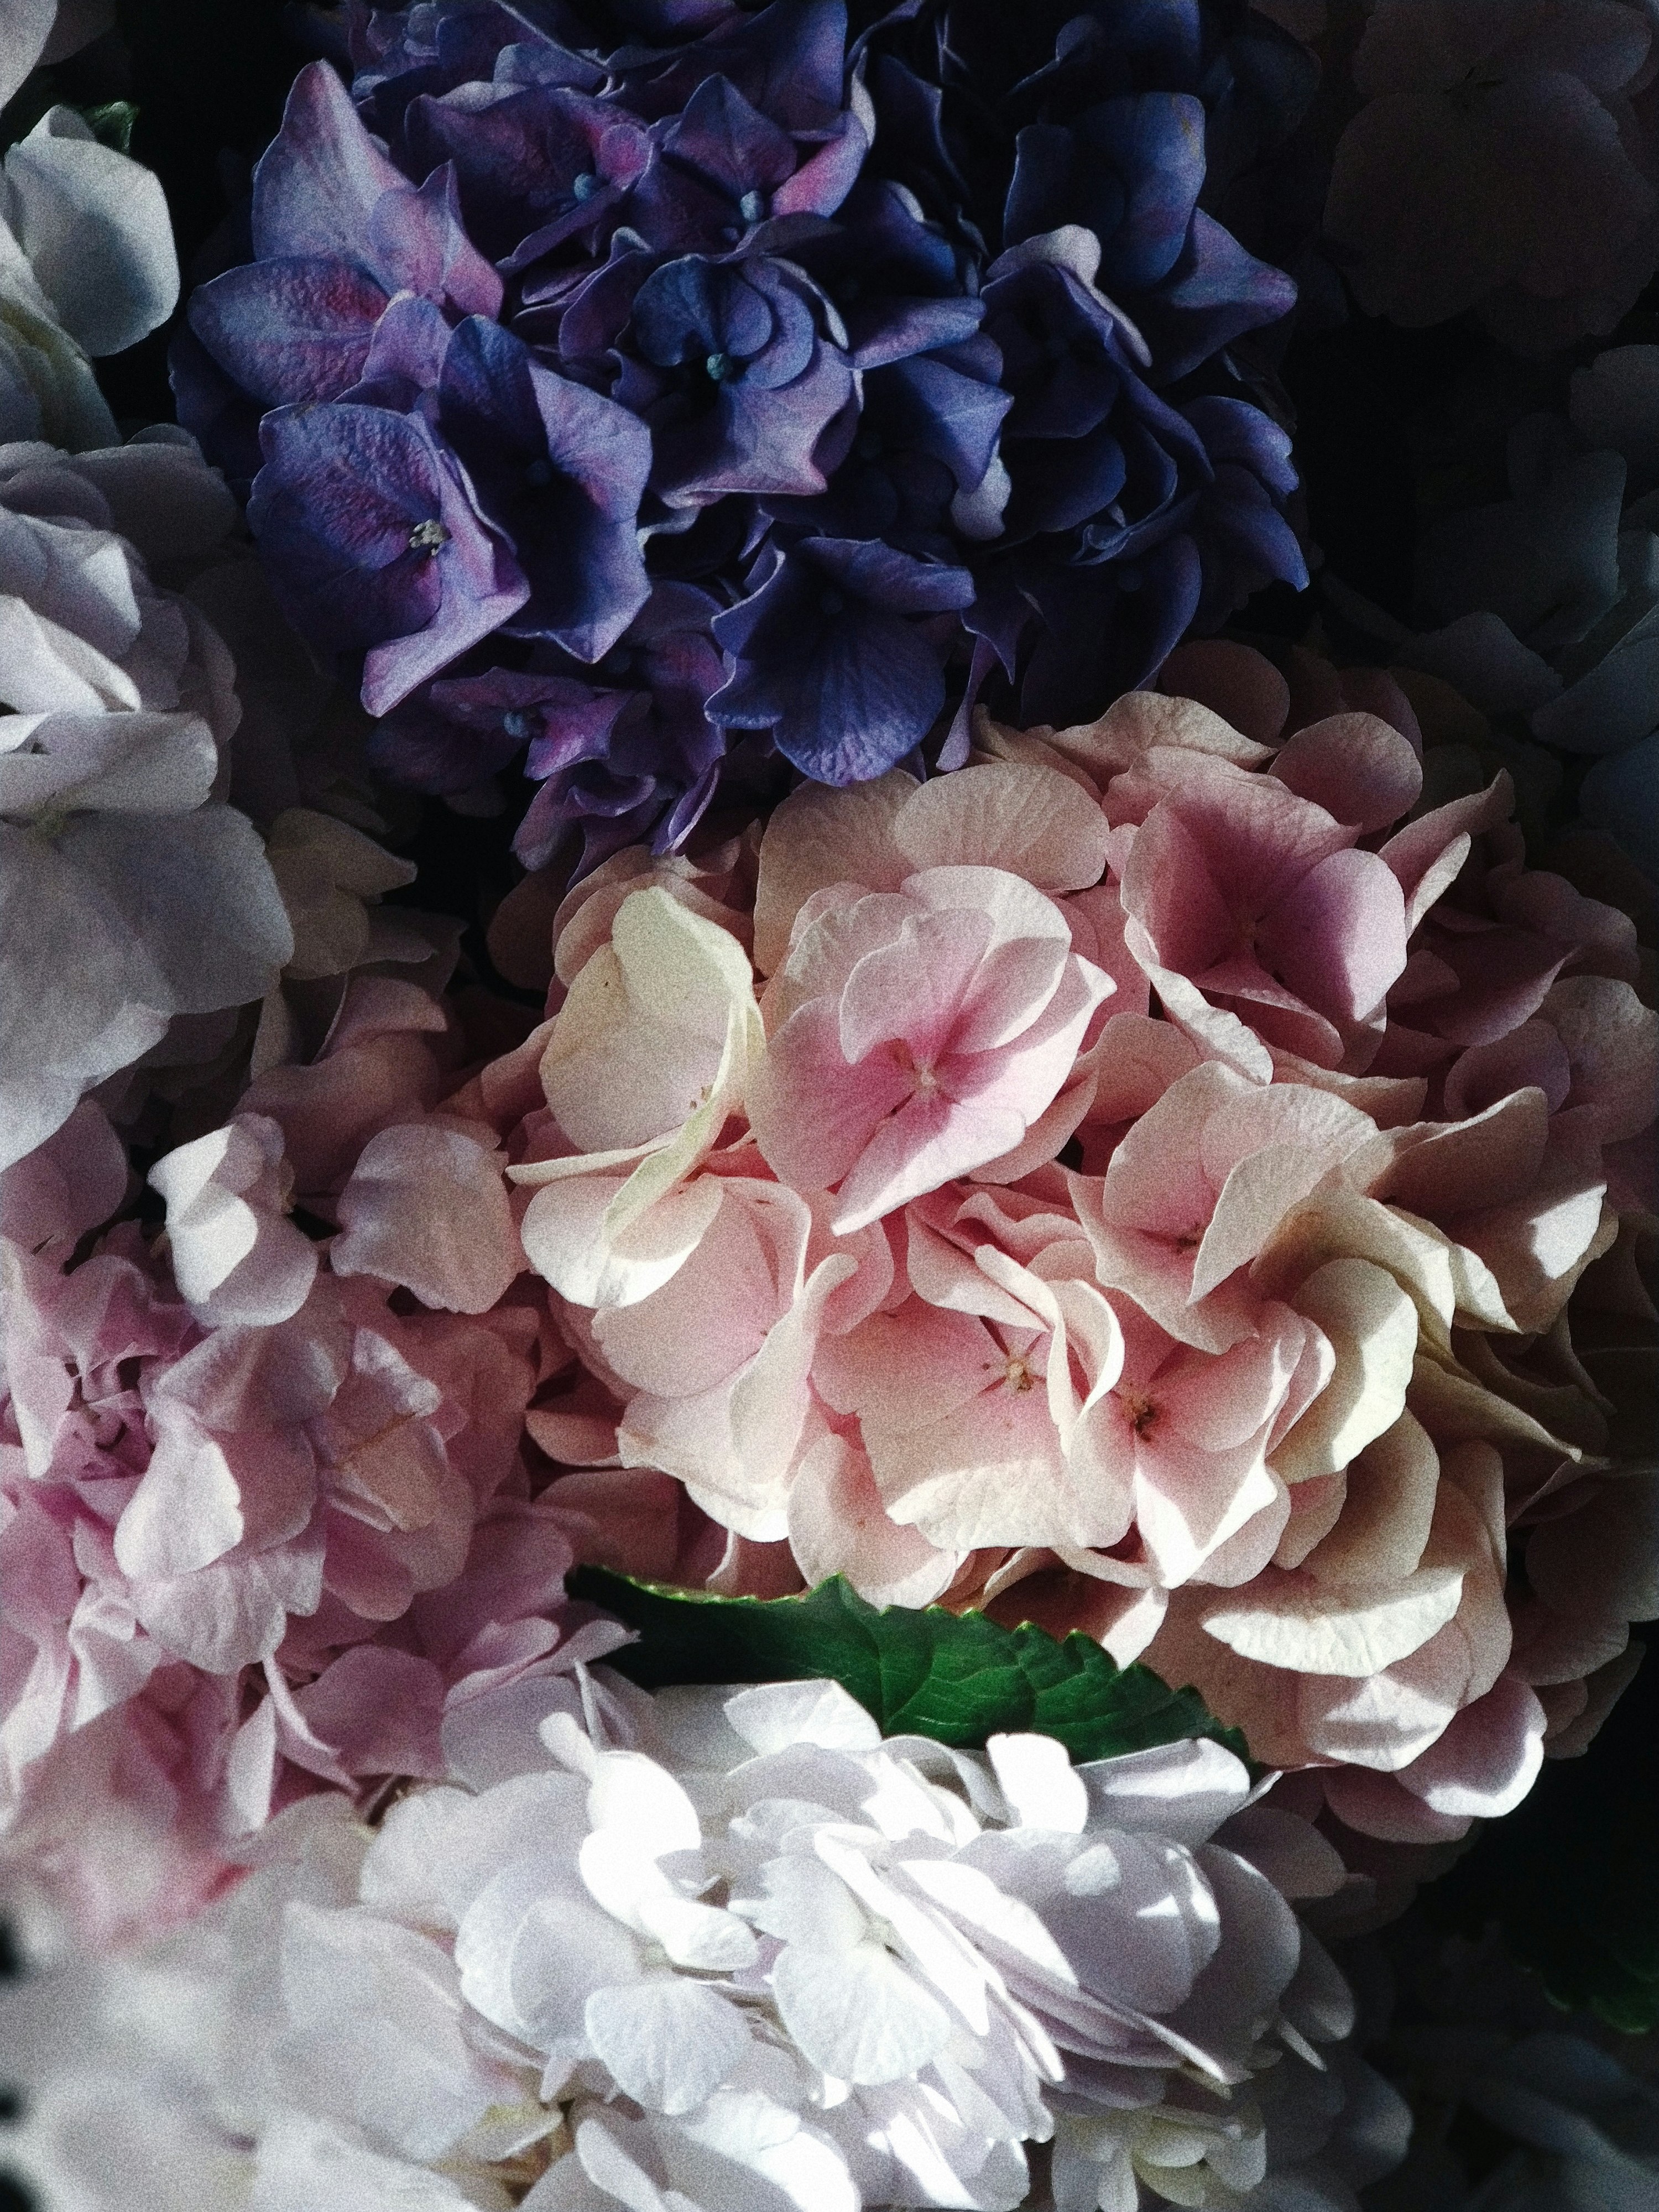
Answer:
(485, 654, 1656, 1872)
(6, 644, 1654, 1933)
(0, 998, 615, 1950)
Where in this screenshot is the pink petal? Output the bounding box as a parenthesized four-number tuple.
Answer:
(1257, 848, 1409, 1025)
(332, 1123, 522, 1313)
(894, 761, 1111, 891)
(1270, 713, 1422, 831)
(1392, 1671, 1547, 1818)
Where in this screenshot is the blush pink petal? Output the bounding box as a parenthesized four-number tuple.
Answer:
(594, 1182, 806, 1399)
(331, 1123, 523, 1314)
(893, 761, 1112, 893)
(1255, 848, 1408, 1027)
(1269, 714, 1423, 831)
(293, 1646, 447, 1779)
(1390, 1669, 1546, 1819)
(785, 1432, 963, 1608)
(1159, 641, 1291, 747)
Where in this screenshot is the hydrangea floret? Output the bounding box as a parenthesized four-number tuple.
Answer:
(0, 435, 294, 1171)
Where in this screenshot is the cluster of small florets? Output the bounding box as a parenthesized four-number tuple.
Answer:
(0, 1677, 1408, 2212)
(179, 0, 1310, 868)
(12, 659, 1649, 1938)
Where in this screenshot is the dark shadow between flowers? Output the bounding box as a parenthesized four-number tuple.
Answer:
(1423, 1623, 1659, 2034)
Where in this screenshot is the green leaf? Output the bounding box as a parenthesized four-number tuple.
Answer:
(569, 1569, 1248, 1765)
(79, 101, 138, 153)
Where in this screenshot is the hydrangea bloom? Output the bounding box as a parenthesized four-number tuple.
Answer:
(0, 1676, 1408, 2211)
(0, 435, 295, 1171)
(1323, 0, 1659, 351)
(179, 2, 1309, 869)
(1328, 344, 1659, 881)
(0, 989, 623, 1952)
(1, 104, 178, 448)
(465, 658, 1658, 1863)
(1368, 1929, 1659, 2210)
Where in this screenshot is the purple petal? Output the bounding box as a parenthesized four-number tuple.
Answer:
(366, 164, 504, 319)
(437, 316, 652, 659)
(188, 257, 389, 408)
(252, 59, 407, 264)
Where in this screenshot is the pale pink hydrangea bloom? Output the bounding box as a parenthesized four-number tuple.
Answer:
(496, 658, 1656, 1869)
(5, 645, 1653, 1928)
(0, 995, 613, 1952)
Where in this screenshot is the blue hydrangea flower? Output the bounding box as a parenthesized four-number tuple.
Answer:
(182, 0, 1313, 870)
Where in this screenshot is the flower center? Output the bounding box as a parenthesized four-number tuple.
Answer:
(705, 351, 735, 382)
(1119, 1390, 1159, 1437)
(571, 169, 599, 201)
(1004, 1354, 1037, 1395)
(408, 518, 449, 556)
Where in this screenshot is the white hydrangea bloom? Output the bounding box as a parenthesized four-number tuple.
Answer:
(0, 1678, 1409, 2210)
(0, 436, 293, 1170)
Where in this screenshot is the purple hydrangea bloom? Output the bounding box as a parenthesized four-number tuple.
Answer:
(182, 0, 1311, 871)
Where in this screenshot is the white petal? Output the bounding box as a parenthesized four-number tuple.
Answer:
(633, 1895, 758, 1974)
(0, 0, 55, 106)
(583, 1980, 749, 2115)
(4, 111, 179, 354)
(987, 1733, 1089, 1834)
(587, 1750, 702, 1858)
(722, 1680, 882, 1756)
(771, 1939, 952, 2085)
(675, 2093, 858, 2212)
(1074, 1738, 1253, 1847)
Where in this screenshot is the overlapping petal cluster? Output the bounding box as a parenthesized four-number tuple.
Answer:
(178, 0, 1308, 870)
(1323, 0, 1659, 351)
(478, 659, 1658, 1856)
(0, 991, 616, 1951)
(7, 632, 1653, 1929)
(0, 435, 295, 1171)
(0, 1676, 1407, 2211)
